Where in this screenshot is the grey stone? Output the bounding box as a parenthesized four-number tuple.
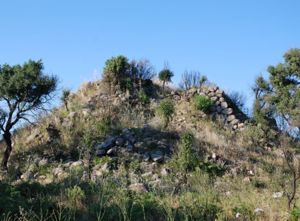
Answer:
(96, 149, 106, 157)
(107, 147, 117, 156)
(254, 208, 264, 215)
(150, 151, 164, 163)
(216, 89, 224, 96)
(126, 144, 134, 152)
(96, 137, 116, 150)
(273, 192, 284, 199)
(143, 153, 151, 162)
(21, 171, 34, 182)
(222, 108, 233, 115)
(115, 137, 125, 146)
(53, 167, 64, 176)
(38, 158, 49, 167)
(230, 119, 240, 125)
(221, 102, 228, 108)
(70, 161, 83, 169)
(227, 115, 236, 122)
(219, 97, 225, 102)
(81, 171, 89, 182)
(161, 168, 170, 176)
(211, 96, 218, 102)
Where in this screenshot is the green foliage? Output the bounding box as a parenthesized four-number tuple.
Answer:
(61, 89, 71, 111)
(253, 48, 300, 133)
(138, 90, 150, 105)
(158, 99, 175, 128)
(158, 68, 174, 91)
(0, 60, 57, 103)
(66, 185, 86, 204)
(290, 207, 300, 221)
(0, 59, 58, 169)
(93, 155, 111, 166)
(199, 160, 226, 177)
(199, 75, 208, 87)
(103, 55, 130, 85)
(176, 132, 198, 173)
(96, 117, 112, 136)
(193, 94, 213, 113)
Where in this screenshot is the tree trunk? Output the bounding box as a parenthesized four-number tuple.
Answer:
(2, 131, 12, 171)
(64, 102, 69, 112)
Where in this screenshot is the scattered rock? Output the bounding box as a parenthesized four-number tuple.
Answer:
(70, 160, 83, 169)
(254, 208, 264, 215)
(161, 167, 170, 176)
(273, 192, 284, 199)
(21, 171, 34, 182)
(115, 137, 125, 146)
(150, 151, 164, 163)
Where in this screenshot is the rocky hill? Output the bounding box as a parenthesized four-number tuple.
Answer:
(0, 78, 293, 221)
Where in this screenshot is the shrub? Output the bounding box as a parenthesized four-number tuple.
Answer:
(193, 95, 213, 113)
(61, 89, 71, 111)
(138, 90, 150, 105)
(102, 55, 130, 85)
(66, 185, 86, 209)
(176, 132, 198, 173)
(290, 207, 300, 221)
(158, 68, 174, 93)
(199, 160, 226, 177)
(158, 99, 175, 128)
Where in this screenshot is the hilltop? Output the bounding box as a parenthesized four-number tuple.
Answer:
(0, 53, 300, 221)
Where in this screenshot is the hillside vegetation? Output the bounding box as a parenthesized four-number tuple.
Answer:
(1, 50, 300, 221)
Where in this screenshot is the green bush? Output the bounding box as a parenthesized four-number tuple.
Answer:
(199, 160, 226, 177)
(176, 132, 198, 173)
(158, 99, 175, 128)
(66, 185, 86, 209)
(138, 90, 150, 105)
(193, 95, 213, 113)
(290, 207, 300, 221)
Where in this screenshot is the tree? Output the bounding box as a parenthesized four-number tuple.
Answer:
(102, 55, 130, 88)
(61, 89, 71, 111)
(158, 68, 174, 93)
(157, 99, 174, 128)
(130, 60, 155, 90)
(253, 48, 300, 134)
(179, 70, 201, 90)
(0, 60, 57, 170)
(229, 91, 247, 113)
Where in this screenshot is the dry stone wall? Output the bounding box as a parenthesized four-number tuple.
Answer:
(189, 86, 248, 130)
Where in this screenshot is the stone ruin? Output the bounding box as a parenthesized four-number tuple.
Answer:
(186, 85, 248, 130)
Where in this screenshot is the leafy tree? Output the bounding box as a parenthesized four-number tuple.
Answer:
(0, 60, 57, 170)
(158, 99, 174, 128)
(61, 89, 71, 111)
(158, 68, 174, 93)
(103, 55, 130, 88)
(253, 48, 300, 134)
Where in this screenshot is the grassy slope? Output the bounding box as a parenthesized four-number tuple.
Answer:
(0, 80, 297, 221)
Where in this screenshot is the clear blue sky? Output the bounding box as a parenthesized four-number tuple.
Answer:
(1, 0, 300, 108)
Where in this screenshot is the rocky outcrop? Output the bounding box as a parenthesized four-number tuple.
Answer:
(94, 127, 170, 163)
